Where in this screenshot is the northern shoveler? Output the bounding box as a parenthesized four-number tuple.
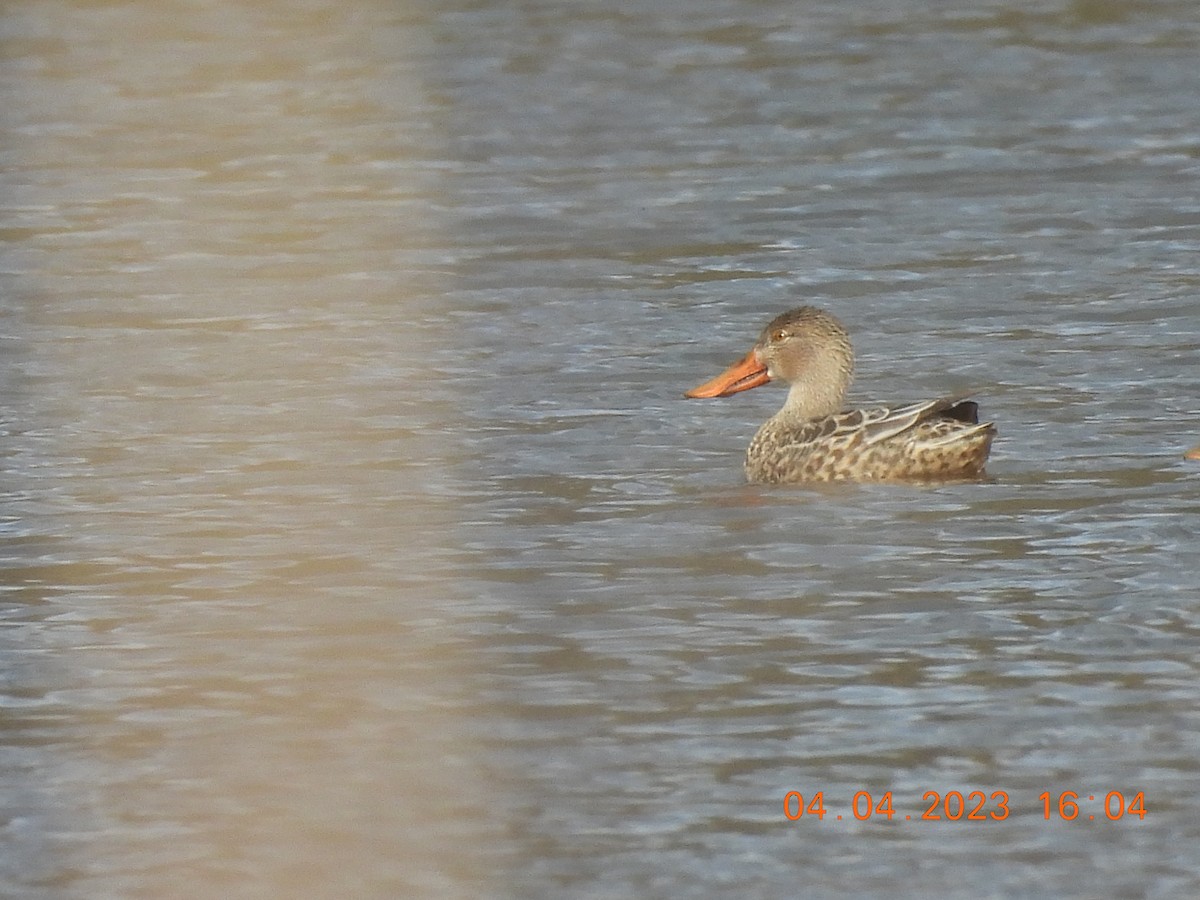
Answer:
(684, 306, 996, 483)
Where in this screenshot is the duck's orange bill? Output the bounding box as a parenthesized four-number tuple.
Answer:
(1185, 444, 1200, 461)
(684, 350, 770, 398)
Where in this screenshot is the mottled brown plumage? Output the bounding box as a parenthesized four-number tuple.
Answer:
(685, 307, 996, 483)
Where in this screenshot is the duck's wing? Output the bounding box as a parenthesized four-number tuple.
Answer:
(857, 397, 980, 446)
(769, 397, 985, 451)
(748, 397, 995, 483)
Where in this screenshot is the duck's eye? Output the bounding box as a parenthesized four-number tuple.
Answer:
(770, 328, 789, 343)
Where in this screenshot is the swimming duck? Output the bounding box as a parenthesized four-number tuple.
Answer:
(684, 306, 996, 483)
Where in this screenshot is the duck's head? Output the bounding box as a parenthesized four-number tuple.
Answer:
(685, 307, 854, 417)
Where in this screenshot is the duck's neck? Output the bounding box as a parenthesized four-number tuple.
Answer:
(775, 359, 850, 422)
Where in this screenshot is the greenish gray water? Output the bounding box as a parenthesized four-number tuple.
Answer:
(2, 0, 1199, 897)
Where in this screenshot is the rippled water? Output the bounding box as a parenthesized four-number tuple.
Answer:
(4, 0, 1200, 897)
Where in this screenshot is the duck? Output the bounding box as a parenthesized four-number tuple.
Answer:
(684, 306, 996, 483)
(1186, 445, 1200, 461)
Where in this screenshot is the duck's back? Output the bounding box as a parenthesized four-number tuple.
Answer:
(745, 397, 995, 484)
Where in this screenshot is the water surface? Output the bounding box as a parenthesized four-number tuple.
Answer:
(3, 0, 1200, 897)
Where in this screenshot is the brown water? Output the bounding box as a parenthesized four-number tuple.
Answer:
(3, 0, 1200, 897)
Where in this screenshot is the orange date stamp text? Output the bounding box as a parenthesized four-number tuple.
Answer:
(783, 789, 1147, 823)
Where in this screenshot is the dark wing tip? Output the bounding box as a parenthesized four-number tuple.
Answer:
(943, 400, 980, 425)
